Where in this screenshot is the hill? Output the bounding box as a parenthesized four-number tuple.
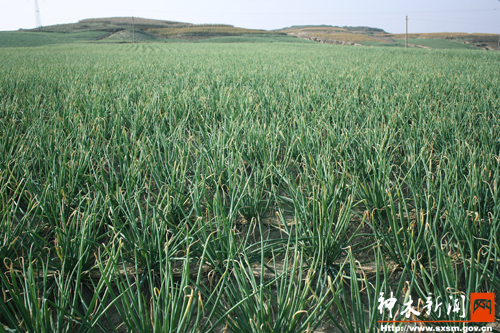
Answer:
(27, 17, 194, 33)
(279, 25, 498, 50)
(279, 25, 386, 34)
(0, 17, 291, 46)
(278, 25, 386, 45)
(29, 17, 287, 41)
(149, 26, 281, 40)
(0, 30, 111, 47)
(1, 17, 497, 49)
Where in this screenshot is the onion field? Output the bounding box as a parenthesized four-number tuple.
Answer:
(1, 43, 499, 332)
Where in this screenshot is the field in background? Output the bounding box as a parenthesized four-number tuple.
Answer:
(393, 38, 473, 49)
(194, 35, 314, 43)
(26, 17, 197, 33)
(281, 25, 499, 50)
(2, 18, 498, 49)
(281, 25, 382, 45)
(149, 26, 280, 38)
(0, 31, 110, 47)
(1, 42, 499, 332)
(0, 17, 292, 45)
(0, 29, 293, 46)
(388, 32, 500, 50)
(307, 33, 378, 43)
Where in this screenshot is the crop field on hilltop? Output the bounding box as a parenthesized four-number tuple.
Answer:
(0, 42, 499, 332)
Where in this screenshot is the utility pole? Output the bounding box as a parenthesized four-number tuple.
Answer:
(132, 16, 135, 43)
(405, 15, 408, 49)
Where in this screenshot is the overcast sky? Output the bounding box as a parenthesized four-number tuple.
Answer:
(1, 0, 499, 34)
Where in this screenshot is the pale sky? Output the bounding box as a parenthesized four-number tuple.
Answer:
(1, 0, 499, 34)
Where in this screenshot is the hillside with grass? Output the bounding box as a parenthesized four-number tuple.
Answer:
(0, 30, 111, 47)
(148, 26, 286, 41)
(388, 32, 499, 50)
(279, 25, 498, 50)
(1, 17, 498, 49)
(279, 25, 383, 46)
(0, 17, 292, 47)
(32, 17, 194, 33)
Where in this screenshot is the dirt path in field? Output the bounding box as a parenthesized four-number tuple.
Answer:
(408, 43, 430, 49)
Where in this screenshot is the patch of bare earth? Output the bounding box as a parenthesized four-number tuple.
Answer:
(287, 32, 363, 46)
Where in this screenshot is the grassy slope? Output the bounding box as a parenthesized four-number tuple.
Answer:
(195, 35, 313, 43)
(31, 17, 194, 34)
(281, 25, 496, 50)
(1, 18, 495, 49)
(0, 31, 109, 47)
(0, 30, 305, 47)
(308, 32, 378, 43)
(101, 29, 161, 42)
(361, 38, 479, 50)
(150, 26, 279, 37)
(1, 18, 295, 47)
(393, 38, 474, 49)
(359, 41, 404, 47)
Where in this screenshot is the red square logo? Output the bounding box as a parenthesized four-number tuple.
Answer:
(470, 293, 495, 323)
